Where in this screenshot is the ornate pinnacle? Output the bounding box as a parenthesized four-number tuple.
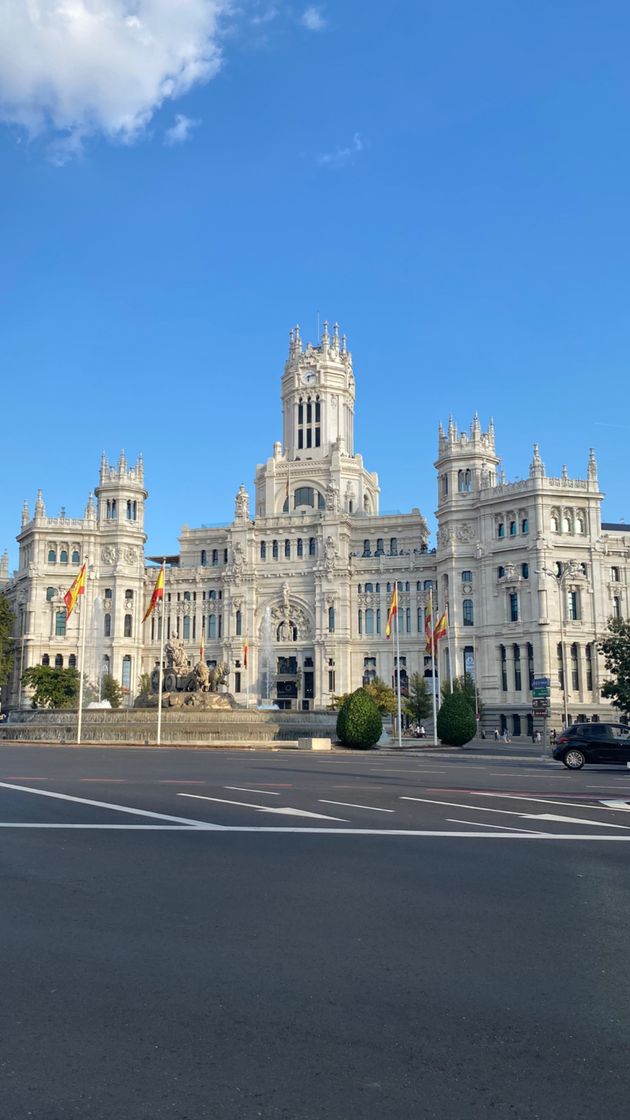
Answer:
(34, 488, 45, 517)
(529, 443, 545, 478)
(587, 447, 598, 482)
(21, 499, 30, 528)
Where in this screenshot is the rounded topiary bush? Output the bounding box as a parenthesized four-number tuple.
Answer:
(436, 691, 477, 746)
(336, 687, 383, 749)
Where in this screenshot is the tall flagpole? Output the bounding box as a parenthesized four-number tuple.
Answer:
(156, 561, 166, 747)
(446, 599, 453, 689)
(394, 582, 402, 747)
(429, 588, 438, 746)
(76, 562, 89, 745)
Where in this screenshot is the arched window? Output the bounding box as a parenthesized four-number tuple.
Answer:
(509, 521, 517, 537)
(376, 609, 381, 634)
(208, 614, 217, 639)
(124, 614, 133, 638)
(284, 539, 291, 559)
(463, 599, 474, 626)
(55, 654, 63, 668)
(71, 549, 80, 564)
(521, 562, 529, 579)
(611, 566, 620, 582)
(122, 655, 132, 692)
(521, 517, 529, 534)
(424, 580, 433, 591)
(497, 522, 505, 539)
(527, 643, 534, 689)
(125, 589, 134, 602)
(498, 566, 505, 578)
(441, 474, 448, 496)
(365, 608, 375, 635)
(513, 644, 521, 690)
(297, 538, 303, 558)
(46, 586, 55, 601)
(104, 588, 113, 600)
(48, 547, 57, 563)
(69, 654, 76, 669)
(104, 614, 112, 637)
(362, 540, 371, 557)
(328, 606, 335, 632)
(201, 549, 207, 566)
(576, 516, 585, 534)
(375, 583, 380, 593)
(364, 582, 373, 593)
(55, 611, 66, 637)
(562, 513, 572, 533)
(458, 469, 472, 493)
(358, 609, 363, 636)
(42, 654, 50, 666)
(272, 540, 278, 559)
(375, 539, 384, 555)
(236, 610, 242, 637)
(509, 592, 519, 622)
(551, 513, 559, 532)
(294, 487, 315, 508)
(612, 596, 621, 620)
(309, 538, 316, 557)
(390, 537, 398, 555)
(260, 541, 266, 560)
(182, 616, 190, 640)
(586, 644, 593, 690)
(208, 590, 217, 600)
(461, 571, 472, 584)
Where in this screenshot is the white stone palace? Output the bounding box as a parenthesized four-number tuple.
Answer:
(1, 322, 628, 735)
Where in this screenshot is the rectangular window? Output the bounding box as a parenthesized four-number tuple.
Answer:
(567, 591, 580, 621)
(315, 428, 321, 447)
(298, 430, 304, 449)
(586, 644, 593, 690)
(497, 523, 505, 539)
(328, 670, 336, 693)
(235, 671, 241, 693)
(297, 539, 303, 558)
(500, 646, 507, 691)
(514, 647, 521, 691)
(306, 429, 312, 448)
(260, 541, 266, 560)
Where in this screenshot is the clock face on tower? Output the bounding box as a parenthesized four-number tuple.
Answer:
(301, 369, 316, 385)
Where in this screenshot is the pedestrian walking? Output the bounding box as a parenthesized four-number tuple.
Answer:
(494, 728, 499, 741)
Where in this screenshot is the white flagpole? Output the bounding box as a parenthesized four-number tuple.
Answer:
(76, 563, 89, 745)
(446, 599, 453, 689)
(394, 583, 402, 747)
(429, 588, 438, 746)
(156, 562, 166, 747)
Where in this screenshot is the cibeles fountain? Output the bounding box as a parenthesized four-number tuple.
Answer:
(134, 638, 235, 711)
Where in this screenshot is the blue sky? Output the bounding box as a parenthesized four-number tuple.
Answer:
(1, 1, 629, 569)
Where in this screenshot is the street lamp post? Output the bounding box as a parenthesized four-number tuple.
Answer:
(540, 561, 584, 729)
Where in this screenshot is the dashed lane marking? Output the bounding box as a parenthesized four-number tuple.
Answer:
(318, 800, 395, 813)
(0, 781, 222, 828)
(178, 792, 348, 822)
(224, 786, 280, 796)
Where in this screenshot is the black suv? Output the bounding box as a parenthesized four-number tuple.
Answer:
(552, 723, 630, 769)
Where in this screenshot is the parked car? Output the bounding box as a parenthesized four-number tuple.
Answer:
(552, 723, 630, 769)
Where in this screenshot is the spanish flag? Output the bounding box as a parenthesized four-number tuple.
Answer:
(143, 566, 165, 622)
(385, 583, 398, 639)
(64, 563, 86, 620)
(424, 606, 433, 655)
(243, 639, 249, 669)
(433, 610, 448, 645)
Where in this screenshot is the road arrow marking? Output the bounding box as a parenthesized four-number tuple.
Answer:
(600, 799, 630, 811)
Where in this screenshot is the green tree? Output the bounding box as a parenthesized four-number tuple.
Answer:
(441, 673, 483, 720)
(364, 676, 397, 715)
(336, 688, 383, 749)
(599, 618, 630, 715)
(404, 672, 432, 724)
(138, 672, 152, 697)
(22, 665, 80, 709)
(437, 691, 477, 747)
(0, 593, 15, 686)
(102, 674, 124, 709)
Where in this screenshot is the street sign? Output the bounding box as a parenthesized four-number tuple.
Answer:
(532, 699, 549, 713)
(532, 687, 550, 698)
(532, 677, 550, 689)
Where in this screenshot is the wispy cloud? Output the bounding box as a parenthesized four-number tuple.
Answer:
(0, 1, 229, 161)
(301, 6, 327, 32)
(251, 5, 279, 25)
(316, 132, 365, 168)
(164, 113, 201, 146)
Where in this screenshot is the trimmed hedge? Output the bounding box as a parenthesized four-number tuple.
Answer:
(436, 691, 477, 747)
(336, 687, 383, 749)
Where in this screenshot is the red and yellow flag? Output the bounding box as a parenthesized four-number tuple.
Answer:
(424, 606, 433, 655)
(433, 610, 448, 645)
(385, 583, 398, 639)
(143, 566, 164, 622)
(243, 639, 249, 669)
(199, 633, 205, 662)
(63, 563, 86, 620)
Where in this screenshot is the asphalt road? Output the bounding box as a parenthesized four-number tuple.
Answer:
(1, 744, 630, 1119)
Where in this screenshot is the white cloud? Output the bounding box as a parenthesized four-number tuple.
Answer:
(316, 132, 364, 168)
(0, 1, 230, 157)
(301, 6, 327, 31)
(164, 113, 200, 146)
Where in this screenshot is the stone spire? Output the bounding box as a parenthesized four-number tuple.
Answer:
(488, 417, 495, 447)
(34, 489, 45, 518)
(529, 443, 545, 479)
(84, 492, 96, 522)
(341, 332, 347, 355)
(100, 450, 108, 483)
(447, 415, 456, 441)
(561, 464, 569, 481)
(294, 324, 302, 352)
(332, 321, 340, 351)
(0, 550, 8, 582)
(21, 499, 30, 528)
(438, 420, 445, 439)
(471, 412, 481, 440)
(587, 447, 598, 483)
(321, 319, 329, 353)
(118, 449, 127, 475)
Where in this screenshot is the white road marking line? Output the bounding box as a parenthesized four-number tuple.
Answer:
(599, 799, 630, 811)
(446, 818, 545, 834)
(178, 793, 348, 821)
(318, 800, 395, 813)
(521, 812, 630, 829)
(224, 786, 280, 796)
(0, 781, 219, 829)
(473, 791, 624, 813)
(0, 823, 205, 830)
(400, 795, 543, 819)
